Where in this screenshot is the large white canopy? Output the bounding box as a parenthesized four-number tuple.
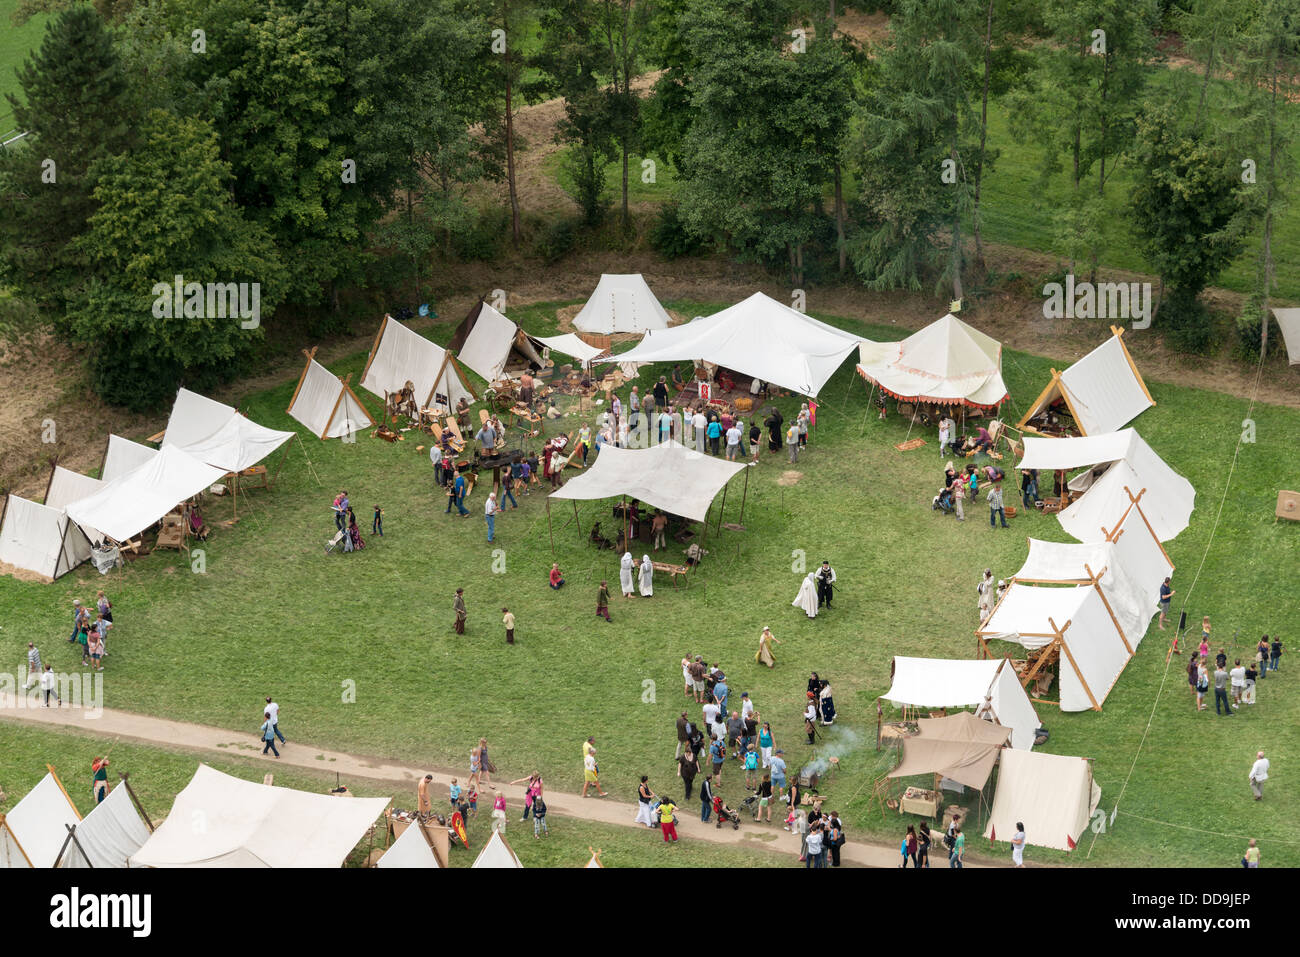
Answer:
(287, 358, 374, 439)
(360, 315, 474, 411)
(613, 292, 862, 397)
(100, 434, 158, 482)
(856, 313, 1008, 409)
(884, 656, 1041, 750)
(66, 445, 228, 544)
(573, 274, 672, 334)
(1, 773, 82, 868)
(471, 831, 523, 868)
(57, 784, 152, 869)
(549, 440, 744, 523)
(376, 821, 442, 869)
(1272, 308, 1300, 365)
(1018, 332, 1153, 436)
(162, 388, 294, 474)
(1019, 429, 1195, 542)
(536, 333, 605, 367)
(0, 495, 92, 580)
(984, 749, 1099, 852)
(130, 764, 389, 868)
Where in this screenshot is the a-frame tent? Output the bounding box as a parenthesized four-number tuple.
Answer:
(376, 819, 443, 869)
(359, 314, 477, 414)
(984, 749, 1099, 852)
(56, 781, 153, 868)
(449, 299, 546, 384)
(286, 349, 375, 440)
(1017, 327, 1155, 437)
(100, 434, 159, 483)
(0, 770, 83, 868)
(471, 830, 524, 868)
(0, 494, 93, 580)
(1272, 307, 1300, 365)
(43, 465, 107, 545)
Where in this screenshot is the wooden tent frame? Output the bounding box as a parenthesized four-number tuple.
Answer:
(361, 315, 480, 418)
(0, 813, 35, 867)
(286, 347, 376, 440)
(0, 492, 92, 581)
(1016, 327, 1155, 437)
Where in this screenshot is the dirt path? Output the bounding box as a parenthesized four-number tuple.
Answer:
(0, 693, 999, 868)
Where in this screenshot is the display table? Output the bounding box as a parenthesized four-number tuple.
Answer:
(900, 786, 940, 818)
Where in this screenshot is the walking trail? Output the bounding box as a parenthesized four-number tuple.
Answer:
(0, 694, 998, 868)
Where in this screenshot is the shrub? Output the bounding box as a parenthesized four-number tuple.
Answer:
(650, 203, 703, 259)
(535, 218, 578, 264)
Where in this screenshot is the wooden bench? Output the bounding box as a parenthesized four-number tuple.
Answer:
(652, 561, 690, 587)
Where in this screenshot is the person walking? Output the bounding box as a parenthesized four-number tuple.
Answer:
(24, 642, 42, 691)
(756, 626, 781, 668)
(1230, 659, 1246, 706)
(582, 739, 608, 797)
(264, 696, 286, 745)
(454, 588, 467, 634)
(659, 796, 679, 843)
(446, 470, 469, 516)
(40, 664, 59, 706)
(949, 825, 965, 868)
(769, 750, 787, 803)
(619, 552, 635, 598)
(758, 721, 774, 768)
(635, 776, 657, 828)
(678, 748, 699, 801)
(917, 821, 931, 868)
(596, 581, 612, 622)
(903, 825, 918, 868)
(987, 482, 1008, 529)
(1249, 751, 1269, 801)
(491, 791, 508, 834)
(1270, 636, 1283, 672)
(1213, 663, 1234, 716)
(638, 554, 654, 597)
(502, 607, 515, 645)
(699, 774, 714, 822)
(1011, 822, 1026, 867)
(1243, 839, 1260, 868)
(756, 773, 774, 823)
(484, 492, 500, 543)
(260, 712, 280, 758)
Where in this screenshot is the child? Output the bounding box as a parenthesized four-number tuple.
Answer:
(491, 792, 508, 834)
(502, 607, 515, 645)
(1199, 618, 1211, 662)
(88, 631, 105, 671)
(953, 480, 966, 521)
(96, 590, 113, 624)
(449, 778, 462, 809)
(783, 806, 797, 831)
(467, 787, 479, 817)
(372, 505, 384, 536)
(532, 795, 548, 837)
(743, 744, 759, 790)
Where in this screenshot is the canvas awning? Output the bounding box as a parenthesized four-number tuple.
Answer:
(56, 784, 152, 869)
(573, 274, 672, 334)
(161, 388, 294, 474)
(1272, 308, 1300, 365)
(100, 434, 158, 482)
(1, 772, 82, 868)
(1017, 330, 1154, 436)
(0, 495, 93, 580)
(286, 357, 374, 439)
(884, 656, 1040, 750)
(360, 315, 475, 411)
(376, 821, 442, 868)
(856, 313, 1008, 409)
(984, 749, 1099, 852)
(536, 333, 605, 367)
(130, 765, 390, 868)
(612, 292, 862, 397)
(548, 440, 744, 523)
(471, 830, 523, 868)
(887, 712, 1011, 790)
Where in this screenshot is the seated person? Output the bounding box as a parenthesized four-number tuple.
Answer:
(187, 502, 209, 542)
(684, 542, 707, 567)
(711, 793, 738, 826)
(972, 425, 994, 454)
(549, 563, 565, 589)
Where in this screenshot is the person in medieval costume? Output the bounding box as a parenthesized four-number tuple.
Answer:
(620, 552, 636, 598)
(756, 626, 781, 668)
(765, 409, 784, 453)
(639, 555, 654, 597)
(815, 561, 836, 609)
(792, 572, 819, 618)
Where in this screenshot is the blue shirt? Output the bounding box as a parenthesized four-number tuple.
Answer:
(710, 741, 723, 764)
(454, 475, 466, 497)
(707, 422, 722, 438)
(770, 756, 786, 779)
(1160, 584, 1172, 602)
(713, 681, 728, 704)
(450, 784, 462, 802)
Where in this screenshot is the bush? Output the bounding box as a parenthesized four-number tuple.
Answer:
(1159, 286, 1217, 355)
(650, 203, 703, 259)
(1233, 300, 1283, 361)
(452, 208, 509, 262)
(535, 218, 578, 264)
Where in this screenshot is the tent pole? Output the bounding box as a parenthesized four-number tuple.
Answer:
(546, 498, 555, 557)
(716, 482, 728, 534)
(55, 825, 86, 869)
(119, 771, 155, 830)
(738, 464, 749, 524)
(572, 499, 581, 537)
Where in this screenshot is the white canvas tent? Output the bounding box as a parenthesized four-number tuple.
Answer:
(612, 292, 862, 397)
(535, 333, 605, 369)
(0, 495, 92, 580)
(376, 820, 442, 869)
(451, 300, 545, 383)
(44, 465, 107, 546)
(1019, 429, 1195, 542)
(471, 830, 523, 868)
(360, 315, 475, 413)
(100, 434, 158, 483)
(856, 313, 1009, 410)
(66, 445, 228, 544)
(548, 440, 745, 524)
(286, 355, 374, 439)
(0, 772, 82, 868)
(162, 388, 294, 474)
(884, 656, 1041, 750)
(1017, 328, 1154, 436)
(130, 764, 389, 868)
(56, 784, 152, 869)
(984, 749, 1099, 852)
(573, 274, 672, 335)
(1272, 308, 1300, 365)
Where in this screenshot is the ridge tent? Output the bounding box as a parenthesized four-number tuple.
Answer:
(0, 771, 82, 868)
(1272, 308, 1300, 365)
(984, 749, 1099, 852)
(1017, 327, 1154, 436)
(43, 465, 106, 546)
(534, 333, 605, 370)
(161, 388, 294, 474)
(376, 820, 442, 868)
(449, 299, 546, 383)
(572, 273, 672, 335)
(612, 292, 862, 397)
(856, 313, 1008, 410)
(884, 656, 1041, 750)
(471, 830, 523, 868)
(1019, 429, 1194, 542)
(100, 434, 158, 483)
(286, 353, 375, 440)
(56, 783, 152, 869)
(130, 764, 390, 868)
(585, 848, 604, 868)
(0, 495, 93, 580)
(359, 314, 475, 413)
(887, 711, 1012, 791)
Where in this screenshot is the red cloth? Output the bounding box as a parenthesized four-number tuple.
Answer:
(550, 568, 563, 586)
(661, 821, 678, 842)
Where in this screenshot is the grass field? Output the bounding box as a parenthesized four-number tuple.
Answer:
(1, 298, 1296, 869)
(0, 0, 47, 130)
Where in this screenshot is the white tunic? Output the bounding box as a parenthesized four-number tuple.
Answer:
(639, 556, 654, 596)
(619, 552, 635, 595)
(792, 573, 819, 618)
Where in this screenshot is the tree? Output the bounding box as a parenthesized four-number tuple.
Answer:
(596, 0, 650, 229)
(490, 0, 538, 245)
(641, 0, 698, 176)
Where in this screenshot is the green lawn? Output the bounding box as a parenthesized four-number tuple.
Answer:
(0, 0, 47, 130)
(1, 300, 1296, 869)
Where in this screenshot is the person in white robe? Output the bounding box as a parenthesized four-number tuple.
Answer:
(792, 572, 818, 618)
(619, 552, 635, 597)
(639, 555, 654, 596)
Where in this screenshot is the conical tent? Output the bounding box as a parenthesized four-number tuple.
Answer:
(376, 820, 442, 869)
(1017, 328, 1154, 436)
(856, 313, 1008, 409)
(573, 274, 672, 334)
(0, 495, 92, 580)
(360, 315, 476, 413)
(450, 300, 546, 383)
(286, 355, 375, 439)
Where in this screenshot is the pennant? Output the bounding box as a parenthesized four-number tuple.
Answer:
(1066, 833, 1077, 850)
(808, 400, 818, 426)
(989, 823, 996, 841)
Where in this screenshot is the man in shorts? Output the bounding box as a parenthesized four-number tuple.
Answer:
(689, 655, 707, 703)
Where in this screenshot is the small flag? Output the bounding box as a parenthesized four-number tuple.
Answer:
(989, 823, 996, 841)
(1066, 833, 1077, 850)
(808, 400, 818, 426)
(949, 299, 963, 313)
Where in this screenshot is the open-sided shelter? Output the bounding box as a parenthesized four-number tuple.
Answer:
(1017, 328, 1154, 436)
(360, 314, 475, 413)
(887, 711, 1012, 793)
(983, 749, 1099, 852)
(161, 388, 294, 474)
(471, 830, 524, 868)
(856, 313, 1008, 411)
(884, 656, 1041, 750)
(0, 771, 82, 868)
(286, 353, 374, 439)
(534, 333, 606, 370)
(0, 495, 93, 580)
(572, 274, 672, 335)
(449, 299, 546, 383)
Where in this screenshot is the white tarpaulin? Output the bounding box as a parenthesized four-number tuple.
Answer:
(885, 656, 1041, 750)
(0, 495, 91, 579)
(613, 292, 862, 397)
(1272, 308, 1300, 365)
(1019, 332, 1154, 436)
(100, 434, 158, 482)
(287, 358, 374, 439)
(3, 773, 82, 868)
(162, 388, 294, 473)
(57, 784, 152, 869)
(44, 466, 107, 545)
(548, 440, 744, 523)
(130, 764, 389, 868)
(1019, 429, 1195, 542)
(536, 333, 605, 366)
(376, 822, 442, 869)
(66, 445, 228, 544)
(471, 831, 523, 868)
(573, 274, 672, 334)
(857, 313, 1008, 409)
(360, 316, 474, 412)
(984, 749, 1098, 852)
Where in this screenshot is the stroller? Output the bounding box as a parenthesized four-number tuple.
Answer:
(325, 529, 347, 554)
(932, 486, 955, 515)
(738, 794, 761, 820)
(712, 794, 741, 830)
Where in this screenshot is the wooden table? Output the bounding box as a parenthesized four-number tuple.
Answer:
(652, 561, 690, 587)
(900, 787, 940, 818)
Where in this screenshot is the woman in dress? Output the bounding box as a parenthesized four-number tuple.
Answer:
(765, 409, 784, 452)
(1188, 654, 1201, 707)
(479, 738, 494, 788)
(347, 508, 365, 550)
(638, 555, 654, 597)
(792, 572, 818, 618)
(619, 552, 635, 598)
(755, 626, 781, 668)
(819, 680, 836, 725)
(1195, 661, 1209, 711)
(634, 775, 657, 827)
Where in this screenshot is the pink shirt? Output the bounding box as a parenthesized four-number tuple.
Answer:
(494, 794, 506, 812)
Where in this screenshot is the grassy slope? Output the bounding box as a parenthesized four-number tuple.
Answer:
(1, 300, 1295, 869)
(0, 0, 46, 129)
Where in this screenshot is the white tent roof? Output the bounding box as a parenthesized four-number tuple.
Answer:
(130, 765, 389, 868)
(471, 830, 523, 868)
(573, 274, 672, 334)
(45, 466, 107, 545)
(884, 656, 1041, 750)
(360, 316, 474, 411)
(162, 388, 294, 473)
(376, 821, 443, 869)
(613, 292, 862, 397)
(1020, 333, 1153, 435)
(66, 445, 228, 544)
(549, 440, 744, 523)
(287, 358, 374, 439)
(1019, 429, 1195, 542)
(984, 749, 1098, 852)
(536, 333, 605, 366)
(1272, 308, 1300, 365)
(0, 495, 91, 580)
(456, 301, 523, 383)
(101, 434, 158, 483)
(856, 313, 1009, 409)
(3, 772, 82, 868)
(57, 784, 151, 869)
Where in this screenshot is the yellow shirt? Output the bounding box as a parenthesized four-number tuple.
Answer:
(659, 802, 676, 823)
(1246, 846, 1260, 864)
(503, 612, 515, 629)
(583, 740, 595, 760)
